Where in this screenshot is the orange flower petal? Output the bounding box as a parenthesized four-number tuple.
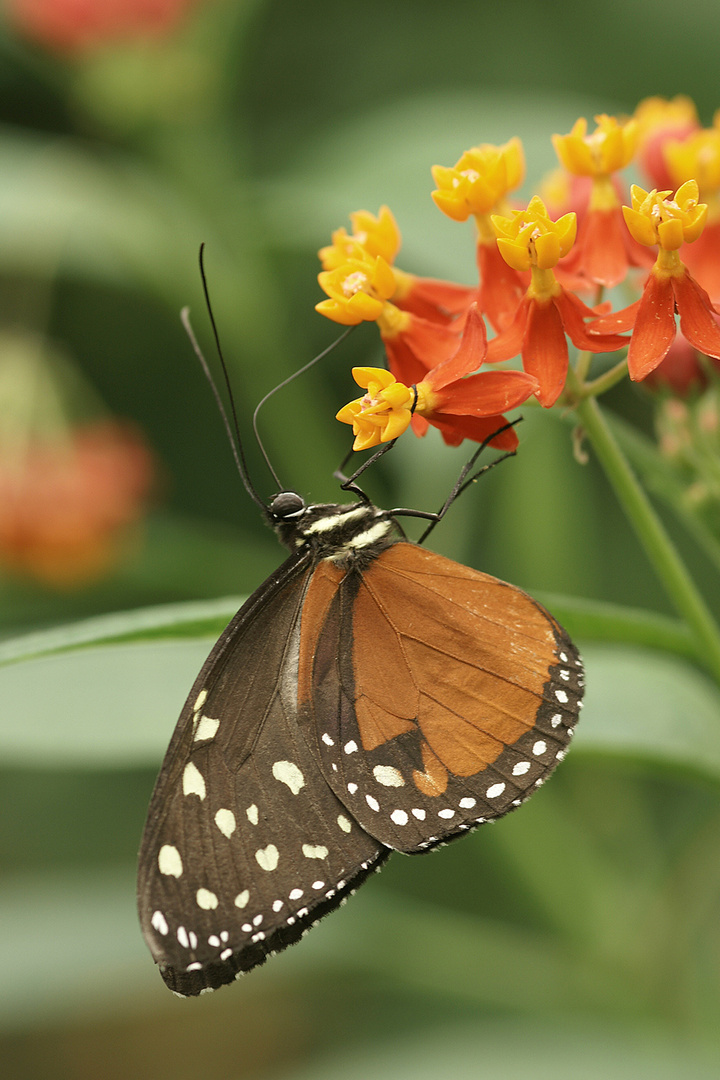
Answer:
(681, 222, 720, 305)
(588, 298, 642, 334)
(394, 275, 477, 322)
(477, 243, 528, 332)
(485, 295, 531, 363)
(555, 289, 628, 353)
(523, 299, 568, 407)
(425, 305, 487, 390)
(435, 370, 539, 415)
(627, 273, 676, 380)
(672, 270, 720, 359)
(430, 413, 520, 450)
(382, 313, 461, 383)
(565, 206, 651, 288)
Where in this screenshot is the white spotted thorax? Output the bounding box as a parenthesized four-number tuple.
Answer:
(138, 490, 584, 996)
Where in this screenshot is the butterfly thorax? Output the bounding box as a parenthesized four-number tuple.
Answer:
(268, 493, 400, 569)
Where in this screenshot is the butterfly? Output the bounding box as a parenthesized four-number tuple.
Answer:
(137, 477, 584, 996)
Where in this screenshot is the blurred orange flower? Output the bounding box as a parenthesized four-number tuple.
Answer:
(5, 0, 199, 52)
(0, 421, 154, 587)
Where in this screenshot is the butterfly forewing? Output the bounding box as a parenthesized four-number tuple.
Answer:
(301, 544, 583, 853)
(138, 550, 387, 996)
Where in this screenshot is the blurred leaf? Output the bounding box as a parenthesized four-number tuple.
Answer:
(575, 644, 720, 774)
(280, 1016, 720, 1080)
(538, 593, 695, 659)
(0, 597, 240, 662)
(0, 128, 199, 290)
(0, 638, 213, 767)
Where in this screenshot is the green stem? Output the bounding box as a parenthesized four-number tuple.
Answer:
(575, 393, 720, 684)
(582, 355, 629, 398)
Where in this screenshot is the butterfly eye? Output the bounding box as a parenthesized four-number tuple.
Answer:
(268, 491, 306, 520)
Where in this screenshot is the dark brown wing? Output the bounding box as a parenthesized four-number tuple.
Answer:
(137, 551, 387, 996)
(299, 543, 583, 854)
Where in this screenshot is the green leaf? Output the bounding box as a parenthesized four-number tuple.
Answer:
(0, 129, 199, 291)
(575, 643, 720, 778)
(536, 593, 695, 660)
(0, 596, 242, 665)
(0, 637, 213, 767)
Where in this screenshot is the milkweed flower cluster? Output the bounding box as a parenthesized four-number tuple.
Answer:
(315, 97, 720, 452)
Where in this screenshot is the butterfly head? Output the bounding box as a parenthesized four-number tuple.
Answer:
(267, 491, 399, 566)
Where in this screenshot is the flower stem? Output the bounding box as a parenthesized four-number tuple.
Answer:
(582, 355, 629, 397)
(575, 393, 720, 683)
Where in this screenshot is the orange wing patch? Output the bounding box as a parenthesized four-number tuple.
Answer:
(413, 741, 450, 797)
(352, 543, 558, 785)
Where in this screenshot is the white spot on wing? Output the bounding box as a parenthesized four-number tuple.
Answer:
(366, 794, 380, 811)
(158, 844, 183, 877)
(302, 844, 329, 859)
(337, 814, 352, 833)
(533, 740, 547, 756)
(459, 797, 476, 809)
(196, 888, 219, 910)
(215, 808, 236, 837)
(391, 809, 408, 825)
(555, 689, 569, 704)
(246, 804, 259, 825)
(512, 761, 531, 776)
(182, 761, 206, 800)
(193, 690, 207, 713)
(151, 910, 169, 935)
(194, 715, 220, 741)
(486, 782, 506, 798)
(272, 760, 305, 794)
(344, 740, 358, 754)
(373, 765, 405, 787)
(255, 844, 279, 871)
(234, 890, 249, 908)
(289, 888, 303, 900)
(177, 926, 189, 949)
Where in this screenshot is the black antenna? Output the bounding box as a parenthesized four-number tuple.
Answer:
(194, 245, 270, 500)
(180, 306, 267, 513)
(188, 244, 357, 505)
(252, 327, 353, 489)
(336, 417, 521, 543)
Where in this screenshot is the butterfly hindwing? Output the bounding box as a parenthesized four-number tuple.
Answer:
(301, 543, 583, 853)
(138, 551, 387, 996)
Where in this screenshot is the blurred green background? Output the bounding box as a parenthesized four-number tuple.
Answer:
(2, 1, 720, 1078)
